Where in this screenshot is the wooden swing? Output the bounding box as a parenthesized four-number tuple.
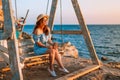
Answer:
(0, 0, 101, 80)
(18, 39, 49, 68)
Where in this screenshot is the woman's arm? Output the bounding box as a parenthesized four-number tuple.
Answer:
(36, 42, 46, 48)
(47, 38, 54, 46)
(36, 41, 52, 49)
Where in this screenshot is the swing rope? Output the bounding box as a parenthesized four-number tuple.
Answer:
(60, 0, 63, 43)
(15, 0, 18, 20)
(46, 0, 50, 14)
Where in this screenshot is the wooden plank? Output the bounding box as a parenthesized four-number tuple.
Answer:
(2, 1, 13, 39)
(55, 65, 100, 80)
(0, 67, 10, 72)
(25, 56, 49, 63)
(25, 61, 49, 67)
(52, 30, 82, 34)
(18, 39, 34, 54)
(19, 44, 34, 49)
(24, 58, 43, 63)
(0, 51, 9, 64)
(0, 33, 9, 40)
(19, 45, 33, 54)
(0, 45, 8, 53)
(2, 0, 23, 80)
(71, 0, 100, 65)
(24, 54, 49, 61)
(7, 38, 23, 80)
(23, 54, 49, 67)
(18, 39, 34, 46)
(0, 40, 9, 64)
(48, 0, 58, 31)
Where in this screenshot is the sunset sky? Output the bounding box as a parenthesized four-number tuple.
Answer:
(11, 0, 120, 24)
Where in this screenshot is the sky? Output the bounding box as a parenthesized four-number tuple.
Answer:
(11, 0, 120, 24)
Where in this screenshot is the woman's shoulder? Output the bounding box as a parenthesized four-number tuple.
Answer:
(33, 33, 43, 37)
(34, 28, 43, 35)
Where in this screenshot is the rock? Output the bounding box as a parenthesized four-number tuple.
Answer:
(101, 56, 108, 61)
(0, 21, 3, 30)
(21, 32, 32, 39)
(62, 42, 71, 48)
(63, 49, 79, 58)
(0, 58, 3, 61)
(90, 77, 97, 80)
(59, 42, 79, 58)
(115, 65, 120, 69)
(103, 74, 120, 80)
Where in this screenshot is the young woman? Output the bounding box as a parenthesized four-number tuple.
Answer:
(32, 14, 69, 77)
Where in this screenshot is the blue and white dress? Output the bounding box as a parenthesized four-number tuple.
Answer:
(33, 34, 51, 55)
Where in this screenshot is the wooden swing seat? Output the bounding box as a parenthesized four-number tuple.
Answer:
(0, 38, 49, 72)
(18, 39, 49, 68)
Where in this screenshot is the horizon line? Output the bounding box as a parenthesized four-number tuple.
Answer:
(25, 24, 120, 25)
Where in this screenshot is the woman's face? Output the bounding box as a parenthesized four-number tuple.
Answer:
(43, 17, 48, 25)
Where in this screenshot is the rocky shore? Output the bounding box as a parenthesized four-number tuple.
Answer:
(0, 55, 120, 80)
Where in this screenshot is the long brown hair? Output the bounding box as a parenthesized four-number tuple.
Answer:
(33, 18, 44, 34)
(43, 25, 49, 35)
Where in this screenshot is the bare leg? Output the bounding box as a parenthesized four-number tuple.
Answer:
(54, 49, 64, 69)
(49, 49, 55, 71)
(54, 49, 69, 73)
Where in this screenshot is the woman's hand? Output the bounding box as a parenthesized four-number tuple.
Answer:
(52, 42, 58, 50)
(47, 45, 53, 49)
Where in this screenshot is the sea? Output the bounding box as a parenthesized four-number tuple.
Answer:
(23, 25, 120, 62)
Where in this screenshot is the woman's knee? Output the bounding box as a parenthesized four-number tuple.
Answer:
(54, 49, 59, 54)
(49, 49, 55, 55)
